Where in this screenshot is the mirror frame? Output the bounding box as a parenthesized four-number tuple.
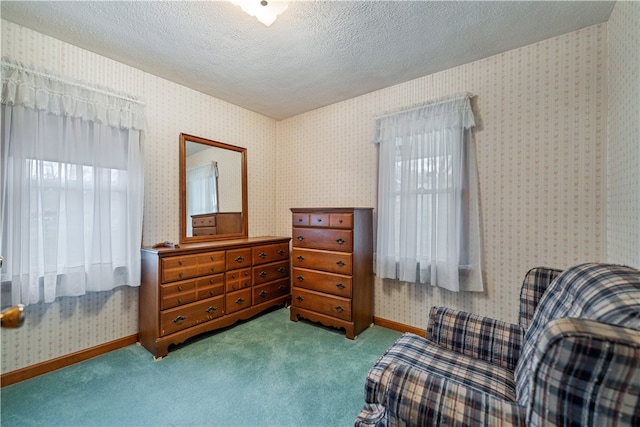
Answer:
(179, 133, 248, 243)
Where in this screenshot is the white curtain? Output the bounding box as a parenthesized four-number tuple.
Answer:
(373, 94, 483, 292)
(186, 162, 219, 235)
(0, 58, 146, 305)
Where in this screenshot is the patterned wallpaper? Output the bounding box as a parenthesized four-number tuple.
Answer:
(607, 1, 640, 268)
(2, 2, 638, 374)
(275, 23, 611, 328)
(1, 20, 278, 373)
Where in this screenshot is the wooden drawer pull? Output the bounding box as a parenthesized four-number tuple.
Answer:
(335, 306, 345, 312)
(178, 272, 184, 279)
(210, 255, 216, 260)
(297, 255, 305, 261)
(235, 298, 245, 305)
(178, 260, 183, 265)
(178, 298, 183, 304)
(259, 291, 268, 297)
(296, 295, 304, 302)
(235, 256, 244, 263)
(336, 238, 345, 244)
(173, 315, 185, 324)
(296, 236, 304, 241)
(336, 283, 345, 289)
(177, 286, 183, 291)
(206, 306, 217, 314)
(259, 271, 267, 277)
(336, 261, 345, 267)
(259, 252, 267, 258)
(296, 275, 305, 282)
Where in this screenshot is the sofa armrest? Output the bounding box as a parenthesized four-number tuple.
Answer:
(527, 318, 640, 426)
(427, 306, 525, 371)
(518, 266, 563, 330)
(355, 364, 525, 427)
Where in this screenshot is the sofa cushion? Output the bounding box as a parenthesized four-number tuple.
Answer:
(515, 263, 640, 406)
(365, 333, 518, 405)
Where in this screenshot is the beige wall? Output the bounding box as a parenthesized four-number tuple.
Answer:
(2, 1, 639, 374)
(1, 21, 278, 373)
(276, 23, 610, 328)
(607, 1, 640, 267)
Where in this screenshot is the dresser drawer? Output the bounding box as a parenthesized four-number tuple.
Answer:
(195, 274, 224, 300)
(292, 227, 353, 252)
(196, 251, 226, 276)
(292, 267, 352, 298)
(192, 215, 216, 228)
(291, 287, 351, 322)
(225, 268, 252, 292)
(329, 213, 353, 229)
(292, 248, 352, 275)
(160, 296, 225, 336)
(192, 226, 217, 236)
(253, 260, 289, 285)
(161, 254, 199, 283)
(225, 288, 252, 314)
(253, 278, 290, 305)
(160, 280, 196, 310)
(226, 248, 252, 269)
(252, 242, 289, 265)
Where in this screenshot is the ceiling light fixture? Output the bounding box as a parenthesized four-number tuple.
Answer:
(230, 0, 288, 27)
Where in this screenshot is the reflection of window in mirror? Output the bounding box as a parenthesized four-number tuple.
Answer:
(186, 160, 219, 236)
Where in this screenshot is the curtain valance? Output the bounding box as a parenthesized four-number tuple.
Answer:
(372, 94, 474, 144)
(1, 57, 146, 131)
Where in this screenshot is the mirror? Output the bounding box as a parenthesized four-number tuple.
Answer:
(179, 133, 248, 243)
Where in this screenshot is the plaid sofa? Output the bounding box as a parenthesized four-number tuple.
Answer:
(355, 263, 640, 426)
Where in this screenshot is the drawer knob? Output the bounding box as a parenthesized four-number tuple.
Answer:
(296, 295, 304, 302)
(206, 306, 217, 314)
(296, 236, 304, 241)
(178, 272, 184, 278)
(235, 298, 245, 305)
(243, 271, 250, 276)
(173, 315, 185, 324)
(259, 252, 267, 258)
(259, 271, 267, 277)
(177, 286, 183, 291)
(209, 279, 214, 284)
(336, 238, 345, 245)
(336, 283, 345, 289)
(336, 261, 345, 267)
(278, 267, 286, 273)
(179, 260, 183, 265)
(178, 298, 183, 304)
(278, 249, 285, 256)
(235, 256, 244, 263)
(210, 255, 215, 260)
(297, 255, 305, 261)
(296, 275, 305, 282)
(335, 306, 345, 312)
(278, 285, 286, 291)
(259, 290, 268, 297)
(209, 290, 215, 295)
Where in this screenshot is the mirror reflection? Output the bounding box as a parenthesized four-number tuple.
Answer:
(180, 134, 248, 243)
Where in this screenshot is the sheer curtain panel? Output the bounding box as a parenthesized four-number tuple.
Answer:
(1, 58, 146, 305)
(373, 94, 483, 292)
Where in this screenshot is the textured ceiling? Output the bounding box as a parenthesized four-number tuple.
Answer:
(1, 1, 615, 120)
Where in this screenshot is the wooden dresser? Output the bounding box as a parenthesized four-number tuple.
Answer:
(290, 208, 373, 339)
(139, 237, 290, 358)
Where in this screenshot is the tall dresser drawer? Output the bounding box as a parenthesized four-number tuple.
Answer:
(292, 267, 352, 298)
(292, 228, 353, 252)
(292, 248, 352, 275)
(292, 288, 352, 322)
(160, 296, 225, 336)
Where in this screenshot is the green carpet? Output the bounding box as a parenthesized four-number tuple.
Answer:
(1, 307, 401, 426)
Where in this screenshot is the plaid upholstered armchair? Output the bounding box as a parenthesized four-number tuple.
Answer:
(356, 263, 640, 426)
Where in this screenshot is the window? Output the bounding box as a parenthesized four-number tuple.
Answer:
(0, 58, 146, 306)
(373, 95, 483, 292)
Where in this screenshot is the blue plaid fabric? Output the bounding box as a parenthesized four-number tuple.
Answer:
(356, 264, 640, 427)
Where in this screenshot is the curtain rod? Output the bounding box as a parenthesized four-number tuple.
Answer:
(2, 59, 145, 106)
(374, 92, 474, 121)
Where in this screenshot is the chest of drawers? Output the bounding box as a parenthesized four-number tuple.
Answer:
(290, 208, 373, 339)
(139, 237, 290, 358)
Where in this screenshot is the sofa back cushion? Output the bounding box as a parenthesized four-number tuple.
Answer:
(515, 263, 640, 405)
(518, 267, 563, 330)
